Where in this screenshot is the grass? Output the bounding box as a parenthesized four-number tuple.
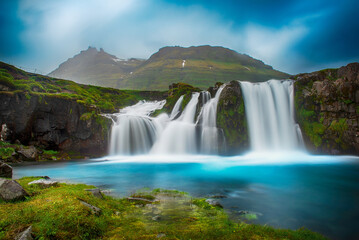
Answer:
(0, 62, 165, 113)
(0, 177, 327, 240)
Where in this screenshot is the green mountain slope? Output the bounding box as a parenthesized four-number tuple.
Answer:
(49, 45, 290, 90)
(49, 47, 145, 88)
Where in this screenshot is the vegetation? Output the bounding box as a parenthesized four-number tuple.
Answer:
(48, 46, 290, 91)
(0, 62, 165, 113)
(0, 177, 326, 240)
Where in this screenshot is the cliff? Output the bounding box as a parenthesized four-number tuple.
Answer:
(293, 63, 359, 155)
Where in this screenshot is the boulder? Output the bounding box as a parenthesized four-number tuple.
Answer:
(79, 200, 102, 216)
(28, 179, 58, 188)
(85, 189, 103, 199)
(15, 226, 33, 240)
(0, 179, 29, 201)
(205, 199, 223, 208)
(18, 146, 37, 161)
(0, 162, 12, 178)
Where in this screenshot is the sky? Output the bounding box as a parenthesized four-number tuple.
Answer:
(0, 0, 358, 75)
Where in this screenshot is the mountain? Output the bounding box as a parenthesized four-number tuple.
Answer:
(49, 47, 145, 87)
(49, 45, 290, 90)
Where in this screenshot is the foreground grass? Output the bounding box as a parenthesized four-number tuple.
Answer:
(0, 177, 326, 240)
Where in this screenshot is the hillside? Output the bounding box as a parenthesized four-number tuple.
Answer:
(49, 47, 145, 88)
(49, 45, 290, 90)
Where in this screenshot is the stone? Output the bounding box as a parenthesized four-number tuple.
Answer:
(15, 226, 33, 240)
(18, 146, 37, 161)
(0, 124, 9, 141)
(28, 179, 58, 188)
(0, 179, 29, 201)
(152, 215, 161, 221)
(127, 197, 156, 204)
(85, 189, 103, 199)
(156, 233, 166, 238)
(205, 199, 223, 208)
(79, 200, 102, 216)
(0, 162, 12, 178)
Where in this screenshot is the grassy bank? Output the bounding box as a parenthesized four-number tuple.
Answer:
(0, 177, 326, 239)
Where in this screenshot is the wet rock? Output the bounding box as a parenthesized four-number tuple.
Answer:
(85, 189, 103, 199)
(1, 124, 10, 141)
(0, 162, 12, 178)
(28, 179, 58, 188)
(18, 146, 37, 161)
(156, 233, 166, 238)
(205, 199, 223, 208)
(79, 200, 102, 216)
(15, 226, 33, 240)
(0, 179, 29, 201)
(209, 194, 227, 199)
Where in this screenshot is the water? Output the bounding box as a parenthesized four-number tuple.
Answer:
(13, 154, 359, 240)
(240, 80, 303, 151)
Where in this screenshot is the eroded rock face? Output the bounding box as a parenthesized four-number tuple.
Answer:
(294, 63, 359, 155)
(0, 92, 111, 157)
(18, 146, 38, 161)
(0, 179, 29, 201)
(0, 162, 12, 178)
(216, 81, 249, 155)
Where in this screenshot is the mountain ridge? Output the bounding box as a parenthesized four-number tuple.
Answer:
(49, 45, 290, 90)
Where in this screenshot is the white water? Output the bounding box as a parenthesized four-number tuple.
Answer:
(169, 95, 184, 120)
(108, 79, 304, 156)
(198, 86, 225, 154)
(239, 80, 304, 151)
(108, 100, 166, 155)
(151, 92, 200, 154)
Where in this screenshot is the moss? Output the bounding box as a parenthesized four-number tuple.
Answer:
(0, 177, 326, 240)
(0, 147, 15, 160)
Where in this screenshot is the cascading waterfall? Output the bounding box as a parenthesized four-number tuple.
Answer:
(170, 95, 184, 120)
(198, 86, 225, 154)
(108, 100, 166, 155)
(239, 80, 304, 151)
(107, 79, 304, 156)
(150, 92, 200, 154)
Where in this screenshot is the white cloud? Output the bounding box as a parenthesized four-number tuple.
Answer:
(17, 0, 308, 74)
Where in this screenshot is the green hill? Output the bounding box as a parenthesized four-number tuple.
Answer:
(49, 45, 290, 90)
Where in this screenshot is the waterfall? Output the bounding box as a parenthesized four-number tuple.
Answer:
(198, 86, 225, 154)
(150, 92, 200, 154)
(170, 95, 184, 120)
(108, 100, 166, 155)
(239, 80, 304, 151)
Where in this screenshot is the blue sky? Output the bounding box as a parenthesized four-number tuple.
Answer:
(0, 0, 358, 74)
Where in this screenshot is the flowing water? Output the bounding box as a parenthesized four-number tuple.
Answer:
(240, 80, 303, 151)
(13, 155, 359, 240)
(12, 79, 359, 239)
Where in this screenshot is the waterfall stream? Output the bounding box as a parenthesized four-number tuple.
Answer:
(239, 80, 304, 151)
(108, 79, 304, 156)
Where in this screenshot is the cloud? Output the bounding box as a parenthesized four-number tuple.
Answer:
(5, 0, 358, 74)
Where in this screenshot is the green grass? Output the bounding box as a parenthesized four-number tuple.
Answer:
(0, 62, 165, 113)
(0, 177, 327, 240)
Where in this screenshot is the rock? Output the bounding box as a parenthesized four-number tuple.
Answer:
(15, 226, 33, 240)
(85, 189, 103, 199)
(18, 146, 37, 161)
(79, 200, 102, 216)
(156, 233, 166, 238)
(28, 179, 58, 188)
(152, 215, 161, 221)
(127, 197, 157, 204)
(0, 162, 12, 178)
(1, 124, 10, 141)
(0, 179, 29, 201)
(205, 199, 223, 208)
(209, 194, 227, 199)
